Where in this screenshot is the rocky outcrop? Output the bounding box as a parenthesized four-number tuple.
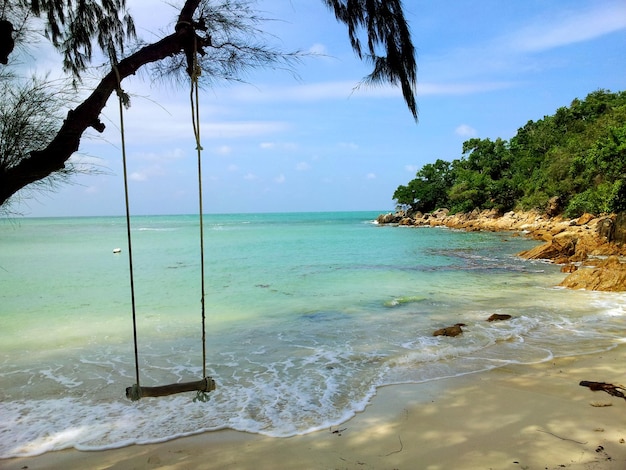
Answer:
(558, 256, 626, 291)
(377, 209, 626, 291)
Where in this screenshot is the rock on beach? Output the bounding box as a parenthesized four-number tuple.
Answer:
(558, 256, 626, 291)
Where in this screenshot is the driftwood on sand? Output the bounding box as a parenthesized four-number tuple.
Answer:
(579, 381, 626, 400)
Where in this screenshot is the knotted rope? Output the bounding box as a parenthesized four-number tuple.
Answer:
(117, 23, 214, 401)
(114, 65, 141, 397)
(188, 34, 211, 402)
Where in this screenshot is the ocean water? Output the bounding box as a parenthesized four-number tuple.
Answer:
(1, 211, 625, 458)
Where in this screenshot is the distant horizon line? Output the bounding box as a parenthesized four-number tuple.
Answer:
(13, 209, 393, 220)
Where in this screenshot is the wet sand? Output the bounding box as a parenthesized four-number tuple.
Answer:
(2, 344, 625, 470)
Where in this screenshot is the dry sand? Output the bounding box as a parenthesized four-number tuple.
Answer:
(2, 344, 625, 470)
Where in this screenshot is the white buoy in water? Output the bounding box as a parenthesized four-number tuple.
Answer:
(113, 248, 122, 254)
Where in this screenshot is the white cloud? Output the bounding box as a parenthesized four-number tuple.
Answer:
(417, 82, 515, 96)
(122, 149, 184, 182)
(260, 142, 298, 151)
(243, 172, 258, 180)
(113, 107, 289, 143)
(366, 173, 376, 180)
(128, 163, 167, 181)
(135, 148, 185, 162)
(296, 161, 311, 171)
(205, 121, 290, 139)
(510, 2, 626, 52)
(226, 79, 516, 103)
(308, 43, 328, 55)
(455, 124, 477, 137)
(215, 145, 232, 156)
(130, 171, 148, 182)
(415, 2, 626, 85)
(405, 165, 419, 173)
(227, 164, 239, 172)
(231, 81, 362, 102)
(274, 174, 286, 184)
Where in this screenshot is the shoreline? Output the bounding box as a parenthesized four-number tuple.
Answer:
(377, 209, 626, 291)
(3, 344, 625, 469)
(3, 211, 625, 469)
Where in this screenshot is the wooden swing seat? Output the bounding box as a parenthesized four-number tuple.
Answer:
(126, 376, 216, 401)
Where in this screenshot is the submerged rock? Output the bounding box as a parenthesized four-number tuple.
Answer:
(433, 323, 466, 337)
(486, 314, 512, 322)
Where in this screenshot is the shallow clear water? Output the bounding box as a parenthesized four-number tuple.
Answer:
(1, 212, 624, 457)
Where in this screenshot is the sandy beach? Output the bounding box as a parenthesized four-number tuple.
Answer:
(2, 343, 625, 470)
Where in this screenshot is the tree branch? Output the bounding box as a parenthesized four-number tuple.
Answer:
(0, 1, 199, 206)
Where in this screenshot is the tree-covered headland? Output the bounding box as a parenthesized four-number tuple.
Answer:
(394, 89, 626, 218)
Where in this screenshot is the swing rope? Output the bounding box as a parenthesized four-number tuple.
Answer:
(114, 67, 142, 397)
(117, 47, 215, 400)
(189, 40, 211, 401)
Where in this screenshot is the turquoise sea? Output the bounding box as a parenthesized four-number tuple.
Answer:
(1, 211, 625, 458)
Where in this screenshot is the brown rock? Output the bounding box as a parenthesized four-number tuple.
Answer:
(433, 323, 466, 337)
(576, 213, 595, 226)
(529, 229, 553, 242)
(598, 217, 615, 241)
(518, 236, 576, 261)
(481, 208, 502, 219)
(558, 256, 626, 291)
(546, 196, 562, 217)
(432, 208, 450, 219)
(486, 314, 512, 322)
(428, 218, 439, 227)
(615, 212, 626, 245)
(377, 213, 396, 224)
(560, 264, 578, 273)
(549, 225, 567, 236)
(569, 233, 597, 261)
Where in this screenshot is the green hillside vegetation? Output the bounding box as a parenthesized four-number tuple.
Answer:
(393, 89, 626, 218)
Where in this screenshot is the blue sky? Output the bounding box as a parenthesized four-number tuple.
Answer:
(12, 0, 626, 217)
